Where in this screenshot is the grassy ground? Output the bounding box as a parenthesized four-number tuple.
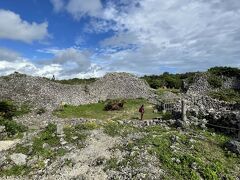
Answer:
(53, 99, 162, 120)
(156, 88, 181, 96)
(103, 122, 240, 179)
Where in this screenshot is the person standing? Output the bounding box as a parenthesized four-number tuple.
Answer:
(52, 75, 55, 81)
(139, 105, 145, 120)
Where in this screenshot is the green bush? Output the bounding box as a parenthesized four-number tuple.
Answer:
(55, 78, 96, 85)
(0, 100, 31, 119)
(0, 100, 17, 119)
(36, 107, 46, 115)
(209, 89, 240, 103)
(208, 66, 240, 78)
(141, 72, 197, 89)
(104, 99, 125, 111)
(162, 112, 173, 120)
(0, 118, 27, 136)
(14, 103, 31, 117)
(207, 76, 222, 88)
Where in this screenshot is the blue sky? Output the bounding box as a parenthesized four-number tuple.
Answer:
(0, 0, 239, 79)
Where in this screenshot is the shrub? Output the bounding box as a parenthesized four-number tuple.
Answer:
(207, 76, 222, 88)
(141, 72, 196, 90)
(209, 89, 240, 103)
(0, 118, 27, 136)
(0, 100, 17, 119)
(162, 112, 173, 120)
(36, 108, 46, 115)
(0, 100, 31, 119)
(104, 99, 126, 111)
(14, 103, 31, 117)
(55, 78, 96, 85)
(208, 66, 240, 78)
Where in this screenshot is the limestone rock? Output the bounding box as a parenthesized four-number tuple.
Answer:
(225, 140, 240, 155)
(0, 72, 155, 110)
(0, 126, 5, 133)
(10, 153, 27, 165)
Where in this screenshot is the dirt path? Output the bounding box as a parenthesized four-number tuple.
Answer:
(42, 129, 120, 180)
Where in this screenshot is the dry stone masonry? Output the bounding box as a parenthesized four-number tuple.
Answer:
(0, 72, 155, 110)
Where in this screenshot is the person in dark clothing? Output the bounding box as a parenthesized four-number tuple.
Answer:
(139, 105, 144, 120)
(52, 75, 55, 81)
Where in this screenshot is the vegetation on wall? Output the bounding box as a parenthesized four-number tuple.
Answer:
(55, 78, 96, 85)
(0, 100, 29, 138)
(208, 66, 240, 78)
(141, 72, 197, 89)
(141, 66, 240, 90)
(209, 89, 240, 103)
(207, 75, 223, 88)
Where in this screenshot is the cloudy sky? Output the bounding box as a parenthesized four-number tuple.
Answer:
(0, 0, 239, 79)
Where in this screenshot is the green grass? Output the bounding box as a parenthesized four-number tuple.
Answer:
(63, 122, 98, 148)
(63, 126, 88, 148)
(156, 88, 180, 96)
(0, 165, 30, 176)
(103, 121, 140, 137)
(53, 99, 162, 120)
(32, 123, 60, 159)
(14, 144, 30, 154)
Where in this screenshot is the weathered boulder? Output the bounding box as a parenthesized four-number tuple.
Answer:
(0, 153, 6, 167)
(225, 140, 240, 155)
(0, 126, 5, 133)
(175, 119, 190, 129)
(10, 153, 27, 165)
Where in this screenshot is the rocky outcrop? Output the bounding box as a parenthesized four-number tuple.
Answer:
(223, 77, 240, 90)
(186, 73, 211, 95)
(225, 140, 240, 154)
(186, 73, 240, 95)
(10, 153, 27, 165)
(0, 72, 154, 110)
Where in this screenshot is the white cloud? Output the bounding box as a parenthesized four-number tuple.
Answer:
(0, 48, 21, 61)
(50, 0, 65, 12)
(50, 0, 103, 20)
(66, 0, 102, 19)
(0, 9, 49, 43)
(95, 0, 240, 73)
(50, 47, 92, 75)
(75, 35, 85, 45)
(0, 47, 103, 79)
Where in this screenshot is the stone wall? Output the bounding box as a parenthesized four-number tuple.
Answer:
(0, 72, 155, 110)
(223, 77, 240, 90)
